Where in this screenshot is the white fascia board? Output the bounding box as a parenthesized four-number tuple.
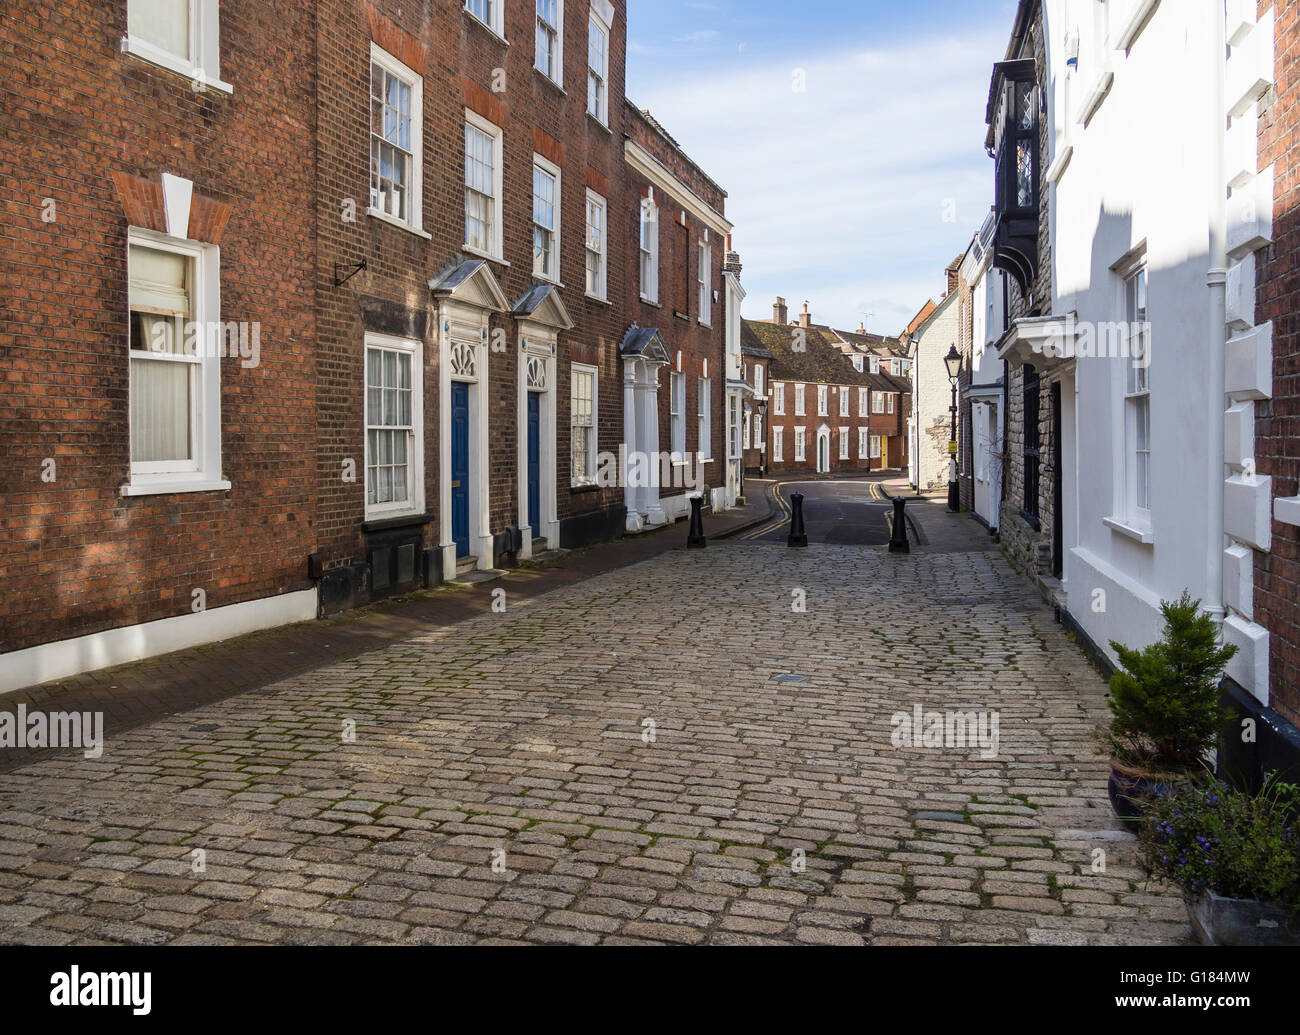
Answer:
(624, 139, 733, 239)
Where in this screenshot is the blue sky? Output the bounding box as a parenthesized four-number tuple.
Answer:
(626, 0, 1019, 335)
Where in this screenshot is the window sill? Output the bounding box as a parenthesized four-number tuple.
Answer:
(534, 272, 565, 290)
(120, 36, 234, 95)
(367, 208, 431, 240)
(121, 477, 232, 498)
(463, 11, 509, 46)
(1046, 143, 1074, 184)
(673, 311, 690, 322)
(1078, 68, 1113, 127)
(699, 320, 712, 329)
(535, 68, 566, 95)
(587, 113, 611, 134)
(1103, 515, 1154, 544)
(570, 481, 601, 494)
(640, 295, 660, 307)
(464, 245, 508, 266)
(585, 292, 610, 306)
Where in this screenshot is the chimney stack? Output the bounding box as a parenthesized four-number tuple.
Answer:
(799, 302, 811, 329)
(857, 321, 866, 335)
(773, 297, 788, 325)
(723, 234, 742, 276)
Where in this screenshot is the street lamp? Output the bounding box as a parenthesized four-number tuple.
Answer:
(944, 344, 962, 513)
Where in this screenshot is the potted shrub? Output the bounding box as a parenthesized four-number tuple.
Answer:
(1104, 592, 1236, 821)
(1140, 777, 1300, 946)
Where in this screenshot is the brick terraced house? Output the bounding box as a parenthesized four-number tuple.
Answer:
(0, 0, 321, 690)
(744, 299, 910, 478)
(0, 0, 735, 691)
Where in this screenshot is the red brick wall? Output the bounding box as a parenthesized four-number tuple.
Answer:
(314, 0, 635, 577)
(624, 107, 728, 504)
(1254, 0, 1300, 726)
(765, 381, 904, 475)
(0, 1, 318, 653)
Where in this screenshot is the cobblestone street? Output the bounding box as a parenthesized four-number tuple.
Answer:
(0, 534, 1191, 946)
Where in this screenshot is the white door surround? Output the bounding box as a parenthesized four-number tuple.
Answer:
(429, 260, 509, 579)
(513, 285, 573, 558)
(816, 424, 831, 474)
(620, 326, 671, 532)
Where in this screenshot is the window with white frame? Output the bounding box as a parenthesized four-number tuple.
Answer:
(365, 335, 423, 517)
(728, 394, 741, 458)
(640, 197, 658, 303)
(125, 0, 226, 89)
(754, 364, 765, 396)
(571, 364, 597, 485)
(535, 0, 562, 83)
(742, 411, 751, 449)
(891, 359, 900, 376)
(125, 232, 227, 494)
(817, 385, 829, 416)
(794, 383, 806, 416)
(753, 413, 763, 452)
(1124, 265, 1151, 520)
(532, 156, 560, 281)
(670, 372, 685, 458)
(587, 7, 610, 125)
(698, 376, 711, 460)
(870, 435, 882, 460)
(887, 393, 895, 414)
(465, 111, 503, 258)
(585, 191, 607, 300)
(870, 357, 880, 373)
(838, 386, 849, 416)
(370, 46, 423, 232)
(773, 426, 783, 462)
(839, 427, 849, 460)
(852, 355, 863, 372)
(794, 427, 806, 463)
(858, 387, 868, 417)
(872, 391, 885, 414)
(859, 427, 869, 459)
(773, 382, 785, 415)
(465, 0, 503, 37)
(698, 241, 711, 325)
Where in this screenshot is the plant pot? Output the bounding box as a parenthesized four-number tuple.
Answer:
(1108, 762, 1176, 824)
(1188, 891, 1300, 947)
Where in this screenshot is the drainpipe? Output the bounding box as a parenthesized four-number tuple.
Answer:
(1206, 0, 1228, 623)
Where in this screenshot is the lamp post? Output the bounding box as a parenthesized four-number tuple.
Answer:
(944, 344, 961, 513)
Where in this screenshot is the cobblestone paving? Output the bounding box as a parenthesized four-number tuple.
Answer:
(0, 543, 1191, 945)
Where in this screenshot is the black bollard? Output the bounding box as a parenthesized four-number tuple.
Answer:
(888, 495, 910, 554)
(687, 494, 707, 549)
(787, 492, 808, 548)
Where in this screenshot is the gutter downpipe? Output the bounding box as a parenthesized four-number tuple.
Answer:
(1206, 0, 1228, 625)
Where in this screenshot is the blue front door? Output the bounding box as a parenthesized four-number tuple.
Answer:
(527, 392, 541, 534)
(451, 382, 470, 558)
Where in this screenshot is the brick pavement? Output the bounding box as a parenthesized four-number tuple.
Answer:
(0, 536, 1191, 945)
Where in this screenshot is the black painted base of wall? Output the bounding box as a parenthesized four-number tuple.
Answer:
(317, 563, 369, 618)
(1219, 679, 1300, 792)
(559, 504, 627, 551)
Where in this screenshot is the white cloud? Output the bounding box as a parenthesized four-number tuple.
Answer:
(633, 31, 1003, 334)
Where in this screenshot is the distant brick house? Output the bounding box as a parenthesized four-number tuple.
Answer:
(744, 300, 908, 477)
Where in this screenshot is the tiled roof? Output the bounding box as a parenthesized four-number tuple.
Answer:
(743, 320, 905, 392)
